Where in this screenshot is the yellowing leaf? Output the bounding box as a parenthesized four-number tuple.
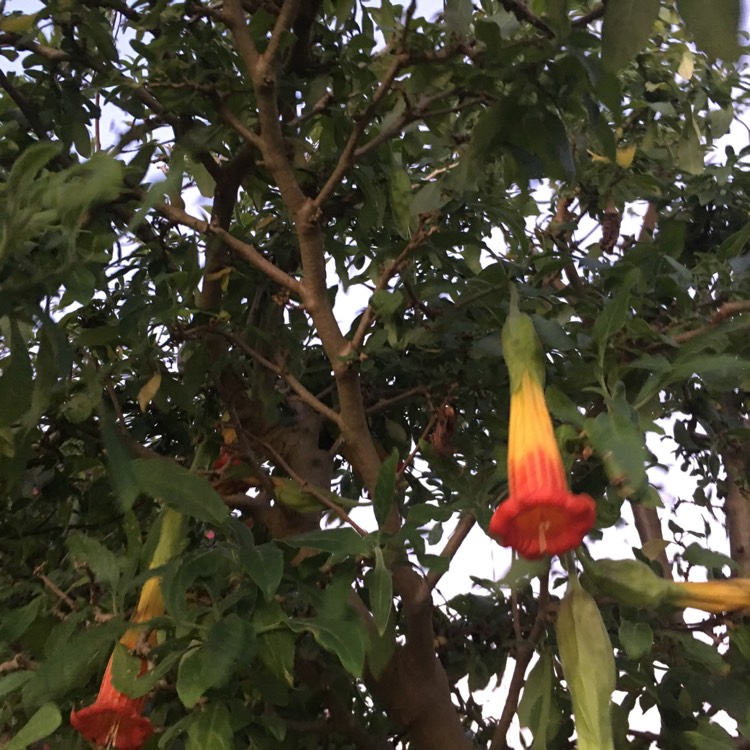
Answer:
(0, 14, 37, 33)
(677, 49, 694, 80)
(204, 267, 232, 292)
(615, 144, 637, 169)
(138, 371, 162, 412)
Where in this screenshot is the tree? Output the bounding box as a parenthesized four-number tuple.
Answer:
(1, 0, 750, 748)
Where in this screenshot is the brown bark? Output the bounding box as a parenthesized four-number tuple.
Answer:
(371, 567, 475, 750)
(723, 442, 750, 576)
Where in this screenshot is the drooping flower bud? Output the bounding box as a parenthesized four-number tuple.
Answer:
(556, 577, 616, 750)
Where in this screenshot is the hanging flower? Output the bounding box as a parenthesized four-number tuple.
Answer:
(666, 579, 750, 613)
(69, 654, 153, 750)
(488, 304, 596, 559)
(71, 509, 185, 749)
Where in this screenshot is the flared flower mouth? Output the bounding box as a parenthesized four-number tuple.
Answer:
(489, 491, 597, 559)
(70, 704, 153, 750)
(70, 657, 153, 750)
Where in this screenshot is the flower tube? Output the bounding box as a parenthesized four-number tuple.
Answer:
(488, 305, 596, 559)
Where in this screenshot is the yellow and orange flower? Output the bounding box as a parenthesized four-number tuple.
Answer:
(489, 308, 596, 559)
(69, 578, 162, 750)
(69, 652, 153, 750)
(71, 509, 183, 749)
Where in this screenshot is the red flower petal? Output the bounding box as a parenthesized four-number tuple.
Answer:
(70, 704, 153, 750)
(70, 656, 153, 750)
(489, 491, 596, 559)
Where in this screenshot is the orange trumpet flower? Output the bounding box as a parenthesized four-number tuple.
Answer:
(71, 510, 183, 749)
(489, 307, 596, 559)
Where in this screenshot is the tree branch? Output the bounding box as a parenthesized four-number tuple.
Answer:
(349, 221, 436, 353)
(370, 566, 475, 750)
(314, 1, 417, 209)
(572, 3, 605, 26)
(425, 513, 476, 590)
(220, 0, 384, 501)
(265, 0, 301, 64)
(672, 300, 750, 344)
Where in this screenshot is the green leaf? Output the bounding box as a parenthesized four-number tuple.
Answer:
(717, 221, 750, 260)
(1, 598, 41, 642)
(176, 615, 249, 708)
(257, 629, 296, 686)
(592, 269, 640, 348)
(132, 457, 228, 524)
(0, 671, 33, 699)
(518, 648, 556, 749)
(445, 0, 472, 37)
(111, 644, 182, 700)
(682, 542, 738, 572)
(389, 167, 413, 239)
(678, 0, 740, 60)
(677, 115, 704, 175)
(369, 547, 393, 636)
(373, 449, 399, 527)
(3, 704, 61, 750)
(601, 0, 660, 71)
(618, 619, 653, 659)
(99, 410, 139, 511)
(282, 527, 371, 556)
(0, 319, 33, 427)
(186, 703, 233, 750)
(584, 412, 647, 496)
(6, 141, 61, 192)
(289, 616, 368, 677)
(239, 541, 284, 601)
(67, 534, 120, 592)
(371, 289, 404, 318)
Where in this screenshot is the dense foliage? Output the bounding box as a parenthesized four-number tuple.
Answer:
(1, 0, 750, 748)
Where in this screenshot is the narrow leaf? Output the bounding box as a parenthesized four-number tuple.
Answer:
(369, 547, 393, 636)
(133, 457, 228, 524)
(373, 449, 399, 527)
(0, 320, 33, 427)
(137, 371, 162, 412)
(4, 704, 61, 750)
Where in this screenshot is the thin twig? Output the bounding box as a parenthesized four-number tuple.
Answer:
(157, 203, 301, 294)
(349, 221, 436, 353)
(34, 564, 77, 611)
(245, 433, 369, 537)
(490, 574, 550, 750)
(365, 385, 428, 415)
(184, 325, 342, 426)
(673, 300, 750, 343)
(219, 104, 263, 149)
(425, 513, 477, 590)
(500, 0, 555, 37)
